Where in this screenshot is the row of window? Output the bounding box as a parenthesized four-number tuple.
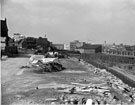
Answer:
(104, 51, 135, 57)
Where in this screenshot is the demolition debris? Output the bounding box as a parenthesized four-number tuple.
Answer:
(18, 57, 135, 104)
(22, 54, 64, 73)
(46, 59, 135, 105)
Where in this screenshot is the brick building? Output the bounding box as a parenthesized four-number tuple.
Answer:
(76, 44, 102, 54)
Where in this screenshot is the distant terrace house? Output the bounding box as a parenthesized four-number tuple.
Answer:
(105, 50, 135, 57)
(76, 44, 102, 54)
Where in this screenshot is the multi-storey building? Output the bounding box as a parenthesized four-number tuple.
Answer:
(64, 40, 84, 51)
(70, 40, 84, 51)
(64, 43, 70, 50)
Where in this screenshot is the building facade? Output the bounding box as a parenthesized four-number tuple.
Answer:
(64, 43, 70, 50)
(1, 18, 9, 47)
(0, 37, 6, 50)
(70, 42, 76, 51)
(76, 44, 102, 54)
(70, 40, 84, 51)
(103, 44, 135, 57)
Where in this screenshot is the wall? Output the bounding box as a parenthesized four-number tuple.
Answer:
(95, 46, 102, 53)
(76, 49, 95, 54)
(84, 49, 95, 54)
(79, 54, 135, 87)
(76, 49, 84, 53)
(81, 53, 135, 64)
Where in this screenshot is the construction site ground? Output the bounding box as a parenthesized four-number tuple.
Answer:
(1, 57, 135, 105)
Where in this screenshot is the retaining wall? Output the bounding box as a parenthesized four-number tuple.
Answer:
(80, 54, 135, 88)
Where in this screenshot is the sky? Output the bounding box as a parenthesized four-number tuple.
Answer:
(1, 0, 135, 45)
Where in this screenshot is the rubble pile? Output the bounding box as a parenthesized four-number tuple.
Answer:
(25, 55, 64, 73)
(49, 59, 135, 105)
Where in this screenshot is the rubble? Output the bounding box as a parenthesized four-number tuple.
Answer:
(24, 55, 64, 73)
(17, 57, 135, 104)
(86, 99, 92, 105)
(49, 59, 135, 105)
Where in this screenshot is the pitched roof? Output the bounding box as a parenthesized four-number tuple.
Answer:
(77, 44, 102, 49)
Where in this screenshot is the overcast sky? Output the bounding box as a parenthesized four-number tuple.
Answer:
(1, 0, 135, 45)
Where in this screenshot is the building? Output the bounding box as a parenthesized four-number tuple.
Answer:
(1, 18, 8, 37)
(70, 42, 76, 51)
(104, 49, 135, 57)
(70, 40, 84, 51)
(1, 18, 9, 47)
(22, 37, 37, 49)
(64, 40, 84, 51)
(13, 33, 25, 41)
(103, 44, 135, 57)
(125, 45, 135, 51)
(1, 18, 9, 56)
(0, 37, 6, 50)
(76, 44, 102, 54)
(74, 40, 84, 48)
(64, 43, 70, 50)
(53, 44, 64, 50)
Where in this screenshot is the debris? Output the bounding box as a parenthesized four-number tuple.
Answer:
(59, 59, 135, 105)
(27, 55, 64, 73)
(69, 87, 76, 94)
(81, 98, 86, 104)
(30, 58, 135, 104)
(86, 99, 92, 105)
(20, 65, 30, 69)
(45, 98, 57, 101)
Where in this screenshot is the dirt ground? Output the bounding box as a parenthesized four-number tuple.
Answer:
(1, 57, 98, 104)
(1, 57, 130, 105)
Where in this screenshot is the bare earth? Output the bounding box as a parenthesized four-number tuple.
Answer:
(1, 57, 134, 105)
(2, 57, 97, 105)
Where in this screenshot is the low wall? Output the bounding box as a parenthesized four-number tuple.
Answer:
(83, 59, 135, 88)
(81, 53, 135, 64)
(108, 67, 135, 87)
